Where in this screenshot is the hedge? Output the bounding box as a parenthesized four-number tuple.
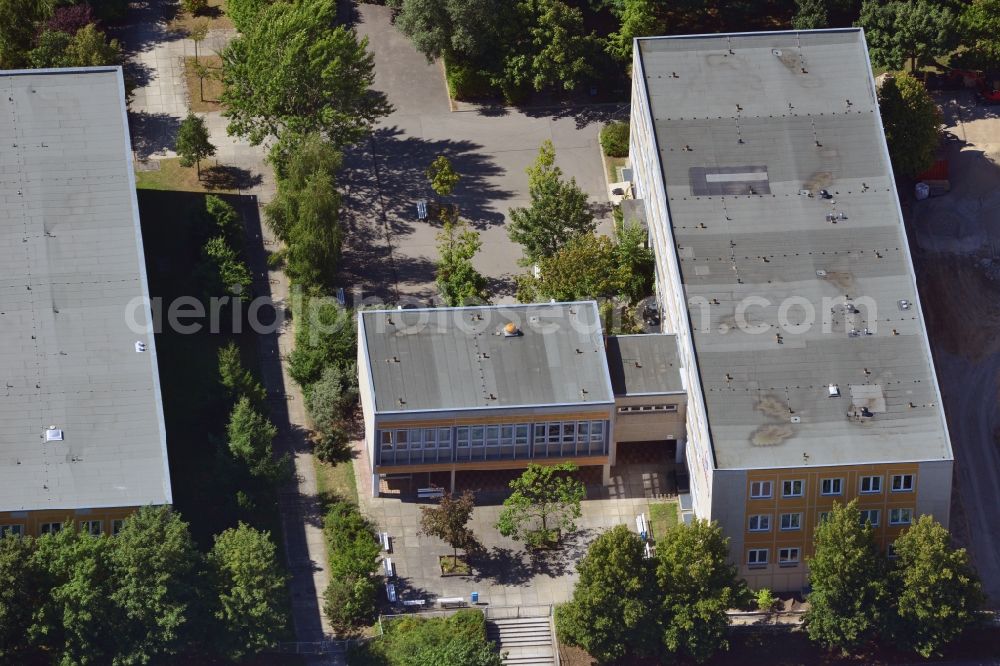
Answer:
(600, 121, 630, 158)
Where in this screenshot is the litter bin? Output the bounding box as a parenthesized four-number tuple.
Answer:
(471, 592, 479, 604)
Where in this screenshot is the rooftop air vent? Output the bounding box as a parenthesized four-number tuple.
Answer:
(772, 49, 782, 56)
(45, 427, 63, 442)
(828, 384, 840, 397)
(503, 322, 522, 337)
(898, 299, 911, 311)
(135, 341, 147, 353)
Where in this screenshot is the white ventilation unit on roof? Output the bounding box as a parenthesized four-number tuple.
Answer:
(45, 427, 64, 442)
(135, 341, 147, 352)
(828, 384, 840, 398)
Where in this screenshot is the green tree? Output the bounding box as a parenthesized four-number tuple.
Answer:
(395, 0, 506, 61)
(208, 524, 288, 661)
(792, 0, 828, 29)
(878, 73, 942, 178)
(266, 129, 342, 183)
(508, 140, 595, 265)
(176, 113, 216, 177)
(606, 0, 662, 62)
(188, 18, 209, 67)
(362, 611, 503, 666)
(555, 525, 659, 662)
(419, 490, 476, 568)
(0, 0, 52, 69)
(304, 362, 359, 436)
(0, 534, 36, 660)
(656, 519, 743, 663)
(226, 0, 271, 33)
(805, 500, 890, 653)
(889, 515, 984, 657)
(182, 0, 208, 15)
(324, 576, 378, 633)
(109, 507, 202, 665)
(426, 154, 461, 198)
(858, 0, 958, 72)
(496, 462, 585, 547)
(202, 236, 253, 296)
(959, 0, 1000, 70)
(63, 23, 122, 67)
(221, 0, 392, 147)
(519, 233, 621, 302)
(206, 195, 243, 246)
(615, 220, 654, 303)
(288, 297, 356, 387)
(218, 341, 267, 407)
(226, 396, 279, 476)
(435, 217, 489, 306)
(313, 425, 352, 464)
(323, 501, 380, 630)
(29, 525, 116, 665)
(500, 0, 596, 94)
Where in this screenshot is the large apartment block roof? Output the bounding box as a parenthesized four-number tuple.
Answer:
(635, 30, 952, 468)
(360, 302, 615, 414)
(0, 68, 171, 511)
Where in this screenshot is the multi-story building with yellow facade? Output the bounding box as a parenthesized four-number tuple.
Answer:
(0, 67, 171, 538)
(627, 29, 953, 591)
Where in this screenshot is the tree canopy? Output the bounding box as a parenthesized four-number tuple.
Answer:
(357, 610, 503, 666)
(420, 490, 476, 567)
(889, 516, 984, 657)
(496, 462, 585, 547)
(605, 0, 663, 62)
(226, 396, 279, 477)
(221, 0, 391, 147)
(508, 140, 595, 265)
(878, 73, 942, 178)
(959, 0, 1000, 70)
(792, 0, 828, 29)
(656, 519, 744, 663)
(426, 154, 461, 198)
(805, 500, 890, 653)
(556, 525, 659, 662)
(858, 0, 958, 72)
(435, 217, 489, 306)
(176, 113, 216, 177)
(395, 0, 505, 61)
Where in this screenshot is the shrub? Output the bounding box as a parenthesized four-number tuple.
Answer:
(313, 426, 352, 464)
(323, 576, 378, 633)
(600, 121, 629, 158)
(304, 362, 359, 435)
(182, 0, 209, 15)
(445, 56, 496, 100)
(322, 501, 380, 630)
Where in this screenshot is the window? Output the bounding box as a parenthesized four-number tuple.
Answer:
(748, 514, 771, 532)
(80, 520, 103, 536)
(820, 478, 843, 496)
(456, 427, 470, 448)
(818, 511, 830, 523)
(780, 513, 802, 531)
(859, 509, 880, 527)
(782, 480, 804, 498)
(749, 481, 773, 499)
(379, 431, 393, 451)
(438, 429, 452, 449)
(485, 425, 500, 447)
(889, 508, 913, 525)
(747, 548, 768, 568)
(0, 524, 23, 538)
(778, 547, 800, 566)
(617, 404, 678, 413)
(515, 425, 529, 447)
(470, 426, 485, 447)
(891, 474, 914, 492)
(860, 475, 882, 494)
(112, 519, 125, 536)
(590, 421, 605, 442)
(395, 430, 409, 451)
(40, 522, 62, 535)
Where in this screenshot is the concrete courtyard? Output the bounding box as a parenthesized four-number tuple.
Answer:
(339, 3, 624, 304)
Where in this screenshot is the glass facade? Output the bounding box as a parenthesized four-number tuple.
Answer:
(377, 419, 609, 466)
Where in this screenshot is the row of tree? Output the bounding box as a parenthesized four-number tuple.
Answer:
(0, 507, 287, 664)
(322, 501, 382, 631)
(556, 500, 984, 663)
(0, 0, 123, 70)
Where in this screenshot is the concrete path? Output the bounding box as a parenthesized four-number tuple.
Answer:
(341, 3, 624, 304)
(117, 0, 335, 645)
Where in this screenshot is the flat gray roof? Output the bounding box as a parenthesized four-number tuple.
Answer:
(606, 334, 683, 395)
(636, 30, 952, 468)
(360, 302, 614, 413)
(0, 68, 171, 512)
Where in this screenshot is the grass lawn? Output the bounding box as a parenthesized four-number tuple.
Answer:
(135, 158, 241, 194)
(315, 456, 358, 507)
(648, 500, 678, 540)
(167, 0, 233, 33)
(184, 56, 225, 113)
(439, 555, 471, 575)
(603, 154, 628, 185)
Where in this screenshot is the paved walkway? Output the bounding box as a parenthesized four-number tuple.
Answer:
(117, 0, 335, 645)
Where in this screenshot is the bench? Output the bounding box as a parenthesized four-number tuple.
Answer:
(402, 599, 426, 608)
(416, 199, 428, 220)
(383, 558, 395, 579)
(644, 542, 654, 560)
(436, 597, 466, 609)
(385, 583, 398, 604)
(417, 487, 445, 500)
(635, 513, 649, 540)
(379, 531, 392, 553)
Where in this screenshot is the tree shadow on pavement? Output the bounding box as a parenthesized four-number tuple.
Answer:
(203, 165, 263, 191)
(129, 111, 181, 159)
(519, 103, 630, 131)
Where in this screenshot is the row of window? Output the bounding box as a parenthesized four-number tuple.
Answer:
(748, 547, 801, 568)
(749, 474, 914, 500)
(616, 404, 679, 414)
(377, 420, 609, 466)
(0, 520, 125, 538)
(748, 508, 912, 533)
